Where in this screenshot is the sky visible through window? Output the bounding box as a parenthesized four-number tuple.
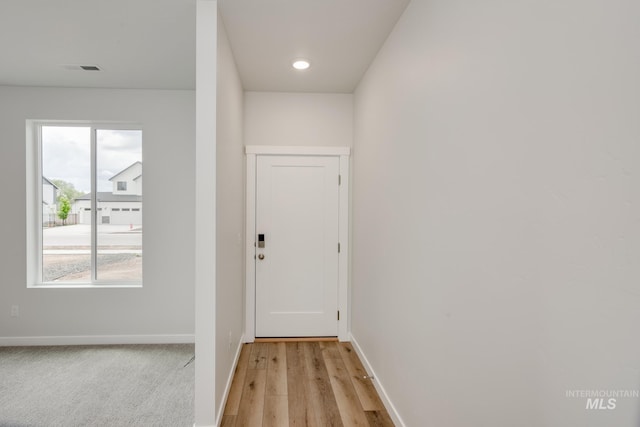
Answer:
(42, 126, 142, 193)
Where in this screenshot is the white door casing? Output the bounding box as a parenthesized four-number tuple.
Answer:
(245, 146, 350, 341)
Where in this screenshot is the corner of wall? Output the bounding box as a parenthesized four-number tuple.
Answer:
(349, 333, 406, 427)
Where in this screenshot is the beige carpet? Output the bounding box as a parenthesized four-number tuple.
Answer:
(0, 344, 194, 427)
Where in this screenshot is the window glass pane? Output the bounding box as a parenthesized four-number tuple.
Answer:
(41, 126, 91, 282)
(96, 129, 143, 281)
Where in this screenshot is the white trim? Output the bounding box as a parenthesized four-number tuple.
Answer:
(25, 121, 38, 287)
(244, 148, 350, 342)
(244, 153, 257, 342)
(0, 334, 195, 347)
(245, 145, 350, 156)
(27, 283, 143, 289)
(338, 154, 350, 341)
(349, 334, 406, 427)
(215, 334, 245, 426)
(26, 120, 143, 287)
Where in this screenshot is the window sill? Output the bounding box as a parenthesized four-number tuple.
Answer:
(28, 282, 143, 289)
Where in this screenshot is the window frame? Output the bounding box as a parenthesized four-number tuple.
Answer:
(27, 120, 143, 288)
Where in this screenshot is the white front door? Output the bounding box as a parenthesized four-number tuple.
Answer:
(255, 155, 340, 337)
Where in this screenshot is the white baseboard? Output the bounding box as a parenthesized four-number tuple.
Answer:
(349, 333, 406, 427)
(216, 334, 245, 427)
(0, 334, 195, 346)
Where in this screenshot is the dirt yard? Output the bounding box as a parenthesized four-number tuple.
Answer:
(43, 254, 142, 282)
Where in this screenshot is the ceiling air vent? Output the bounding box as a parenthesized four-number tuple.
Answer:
(61, 64, 101, 71)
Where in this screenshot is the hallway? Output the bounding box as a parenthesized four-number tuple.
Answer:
(221, 341, 394, 426)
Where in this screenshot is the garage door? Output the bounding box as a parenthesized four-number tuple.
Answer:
(110, 208, 142, 225)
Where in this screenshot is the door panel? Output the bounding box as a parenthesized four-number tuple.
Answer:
(256, 155, 339, 337)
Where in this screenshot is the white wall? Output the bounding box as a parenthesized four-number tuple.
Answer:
(0, 86, 195, 341)
(352, 1, 640, 426)
(215, 11, 245, 424)
(244, 91, 353, 147)
(194, 1, 217, 425)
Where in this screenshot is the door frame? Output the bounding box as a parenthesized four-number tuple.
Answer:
(245, 145, 351, 342)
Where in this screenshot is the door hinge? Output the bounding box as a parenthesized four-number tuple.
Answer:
(337, 310, 340, 321)
(338, 174, 341, 186)
(338, 242, 341, 253)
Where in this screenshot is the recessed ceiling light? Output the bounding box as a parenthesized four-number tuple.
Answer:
(292, 60, 310, 70)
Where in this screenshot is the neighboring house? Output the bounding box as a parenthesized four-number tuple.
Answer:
(110, 161, 143, 197)
(74, 162, 142, 225)
(42, 177, 59, 224)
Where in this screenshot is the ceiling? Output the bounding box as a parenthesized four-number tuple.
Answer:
(0, 0, 197, 90)
(218, 0, 410, 93)
(0, 0, 409, 93)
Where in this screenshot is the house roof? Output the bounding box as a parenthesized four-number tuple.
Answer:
(42, 177, 59, 189)
(109, 161, 142, 181)
(75, 192, 142, 203)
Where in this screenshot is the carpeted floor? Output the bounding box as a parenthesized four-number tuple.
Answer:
(0, 344, 194, 427)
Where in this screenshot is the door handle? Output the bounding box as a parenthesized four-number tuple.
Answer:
(258, 254, 265, 260)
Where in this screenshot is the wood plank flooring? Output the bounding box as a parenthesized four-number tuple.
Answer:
(222, 341, 395, 427)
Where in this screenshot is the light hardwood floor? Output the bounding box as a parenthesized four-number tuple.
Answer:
(222, 341, 395, 427)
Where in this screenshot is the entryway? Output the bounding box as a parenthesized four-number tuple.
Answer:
(221, 341, 395, 426)
(245, 146, 350, 341)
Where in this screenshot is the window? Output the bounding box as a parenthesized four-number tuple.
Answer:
(27, 122, 143, 286)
